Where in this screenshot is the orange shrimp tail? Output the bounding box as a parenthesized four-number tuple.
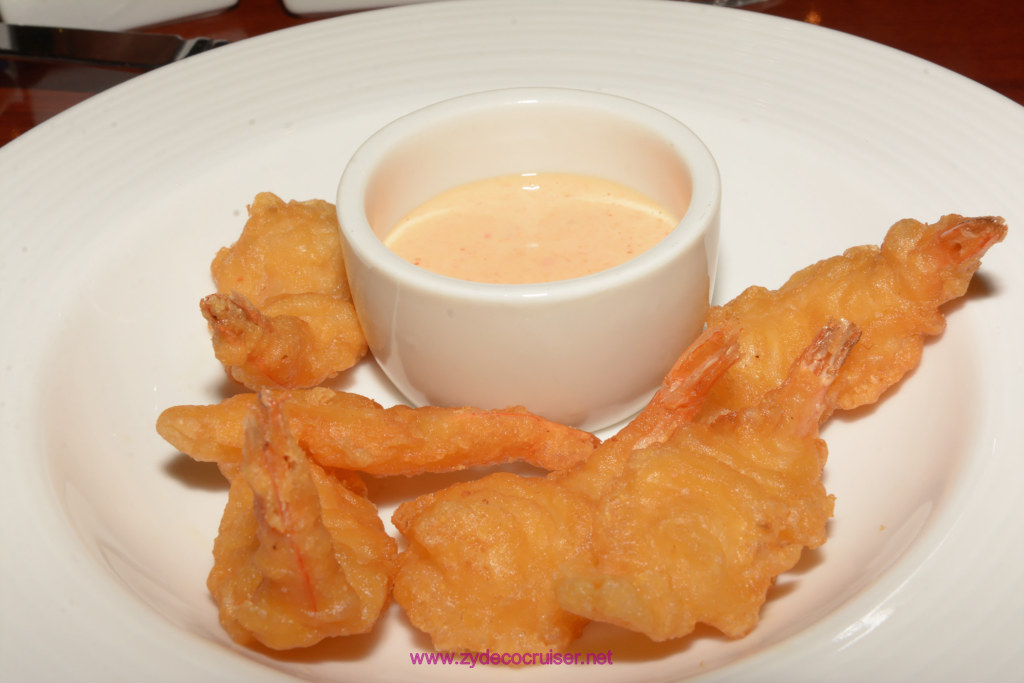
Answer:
(622, 325, 741, 449)
(937, 215, 1008, 269)
(926, 215, 1008, 304)
(801, 318, 862, 380)
(656, 326, 742, 411)
(243, 391, 306, 534)
(888, 214, 1008, 303)
(760, 318, 861, 438)
(201, 292, 266, 364)
(202, 291, 319, 389)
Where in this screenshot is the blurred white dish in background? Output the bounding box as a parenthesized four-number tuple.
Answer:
(282, 0, 664, 12)
(283, 0, 434, 13)
(0, 0, 236, 31)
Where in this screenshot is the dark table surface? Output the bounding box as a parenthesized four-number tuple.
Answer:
(2, 0, 1022, 147)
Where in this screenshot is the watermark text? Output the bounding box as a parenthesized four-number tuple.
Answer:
(410, 649, 613, 668)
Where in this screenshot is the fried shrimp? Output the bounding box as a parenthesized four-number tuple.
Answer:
(392, 474, 594, 653)
(207, 392, 397, 650)
(201, 290, 365, 391)
(391, 327, 741, 653)
(389, 215, 1007, 654)
(555, 320, 859, 641)
(204, 193, 367, 390)
(702, 214, 1007, 420)
(558, 325, 742, 503)
(156, 387, 599, 477)
(163, 209, 1007, 655)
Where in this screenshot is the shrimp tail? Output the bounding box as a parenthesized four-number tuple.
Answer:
(201, 292, 269, 367)
(802, 318, 862, 380)
(932, 215, 1008, 301)
(616, 325, 741, 450)
(243, 391, 319, 539)
(206, 390, 397, 650)
(237, 391, 360, 646)
(201, 292, 315, 388)
(656, 325, 743, 414)
(758, 319, 861, 438)
(937, 215, 1008, 269)
(886, 214, 1008, 302)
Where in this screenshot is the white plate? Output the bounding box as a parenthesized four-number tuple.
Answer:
(1, 1, 1022, 680)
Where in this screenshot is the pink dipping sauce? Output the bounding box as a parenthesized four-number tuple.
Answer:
(383, 172, 683, 284)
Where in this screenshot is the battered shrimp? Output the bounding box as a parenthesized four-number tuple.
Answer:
(185, 211, 1007, 654)
(392, 474, 594, 653)
(702, 214, 1007, 420)
(204, 193, 367, 390)
(202, 291, 364, 391)
(557, 325, 741, 503)
(207, 392, 397, 650)
(391, 327, 741, 653)
(555, 320, 859, 641)
(156, 387, 599, 477)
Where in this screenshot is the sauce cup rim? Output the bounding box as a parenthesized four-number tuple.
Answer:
(337, 87, 720, 304)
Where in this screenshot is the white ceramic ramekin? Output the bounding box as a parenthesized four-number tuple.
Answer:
(337, 88, 719, 432)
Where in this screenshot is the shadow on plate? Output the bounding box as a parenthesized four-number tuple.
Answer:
(162, 451, 228, 492)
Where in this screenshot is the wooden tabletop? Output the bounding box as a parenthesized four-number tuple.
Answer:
(1, 0, 1022, 147)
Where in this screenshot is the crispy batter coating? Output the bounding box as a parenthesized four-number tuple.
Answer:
(390, 215, 1008, 653)
(157, 387, 599, 477)
(703, 214, 1007, 419)
(561, 326, 742, 503)
(204, 193, 367, 390)
(392, 474, 594, 653)
(555, 322, 858, 641)
(164, 210, 1007, 654)
(207, 392, 397, 650)
(391, 327, 741, 652)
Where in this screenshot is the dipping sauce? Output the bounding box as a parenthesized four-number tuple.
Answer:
(384, 172, 682, 284)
